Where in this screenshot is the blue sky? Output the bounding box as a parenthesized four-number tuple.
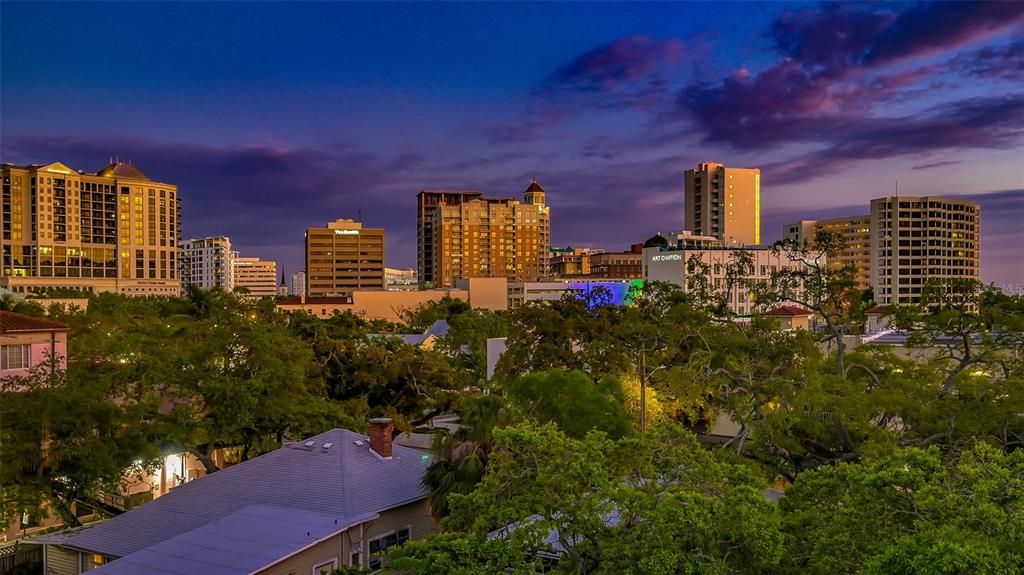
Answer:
(2, 1, 1022, 289)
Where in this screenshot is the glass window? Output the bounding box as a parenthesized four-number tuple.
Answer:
(312, 559, 337, 574)
(1, 344, 30, 370)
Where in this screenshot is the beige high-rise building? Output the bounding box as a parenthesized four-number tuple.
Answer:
(870, 196, 980, 305)
(305, 219, 385, 296)
(232, 255, 278, 298)
(783, 216, 872, 291)
(684, 163, 760, 246)
(1, 161, 180, 296)
(417, 181, 551, 288)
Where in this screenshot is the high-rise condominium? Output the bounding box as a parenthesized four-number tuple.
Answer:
(289, 270, 306, 296)
(180, 236, 234, 292)
(783, 215, 872, 291)
(1, 161, 180, 296)
(232, 255, 277, 298)
(870, 196, 980, 305)
(305, 219, 385, 296)
(417, 181, 551, 288)
(684, 163, 760, 246)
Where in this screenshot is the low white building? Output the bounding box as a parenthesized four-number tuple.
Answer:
(642, 246, 821, 316)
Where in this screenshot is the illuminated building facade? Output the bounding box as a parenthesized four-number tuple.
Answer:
(417, 181, 551, 288)
(870, 196, 980, 305)
(180, 235, 234, 292)
(305, 219, 385, 296)
(1, 161, 180, 296)
(684, 163, 760, 247)
(783, 215, 872, 291)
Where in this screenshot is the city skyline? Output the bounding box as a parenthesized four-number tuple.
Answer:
(2, 2, 1022, 289)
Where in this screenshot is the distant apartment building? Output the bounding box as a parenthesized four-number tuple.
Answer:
(385, 267, 417, 291)
(550, 247, 593, 277)
(417, 181, 551, 288)
(1, 161, 180, 296)
(684, 162, 760, 247)
(289, 270, 306, 296)
(589, 245, 643, 279)
(870, 196, 980, 305)
(642, 246, 819, 316)
(179, 236, 234, 292)
(783, 215, 872, 291)
(232, 255, 277, 298)
(305, 219, 385, 296)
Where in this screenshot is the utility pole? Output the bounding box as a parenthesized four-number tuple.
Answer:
(639, 348, 647, 433)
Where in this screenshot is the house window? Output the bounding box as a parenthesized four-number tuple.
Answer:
(368, 527, 411, 570)
(312, 558, 338, 575)
(350, 552, 361, 567)
(0, 344, 30, 370)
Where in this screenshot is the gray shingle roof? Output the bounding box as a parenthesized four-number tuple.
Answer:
(91, 505, 377, 575)
(34, 429, 431, 559)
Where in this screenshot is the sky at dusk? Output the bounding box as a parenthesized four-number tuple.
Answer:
(2, 1, 1022, 290)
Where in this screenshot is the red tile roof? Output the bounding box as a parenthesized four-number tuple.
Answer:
(277, 296, 352, 305)
(0, 310, 70, 333)
(765, 305, 814, 317)
(865, 305, 894, 315)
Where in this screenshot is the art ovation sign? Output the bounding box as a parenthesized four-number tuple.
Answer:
(650, 253, 684, 262)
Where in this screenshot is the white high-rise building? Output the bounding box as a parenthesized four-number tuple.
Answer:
(180, 236, 234, 293)
(290, 271, 306, 296)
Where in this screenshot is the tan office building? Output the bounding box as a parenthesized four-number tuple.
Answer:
(232, 255, 277, 298)
(305, 219, 385, 296)
(783, 215, 872, 291)
(684, 163, 760, 246)
(1, 161, 180, 296)
(870, 196, 980, 305)
(417, 181, 551, 288)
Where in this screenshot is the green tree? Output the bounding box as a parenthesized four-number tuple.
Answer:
(506, 370, 632, 439)
(0, 361, 159, 527)
(442, 422, 783, 575)
(781, 443, 1024, 574)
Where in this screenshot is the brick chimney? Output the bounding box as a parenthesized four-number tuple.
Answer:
(368, 418, 394, 460)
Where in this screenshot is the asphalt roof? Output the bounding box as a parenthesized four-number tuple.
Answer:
(0, 310, 70, 333)
(33, 428, 431, 559)
(91, 505, 376, 575)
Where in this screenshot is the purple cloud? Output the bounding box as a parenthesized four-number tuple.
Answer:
(770, 4, 895, 76)
(912, 160, 961, 170)
(543, 35, 686, 93)
(863, 1, 1024, 66)
(953, 39, 1024, 80)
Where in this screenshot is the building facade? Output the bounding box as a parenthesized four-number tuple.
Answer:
(684, 163, 760, 247)
(289, 270, 306, 296)
(417, 181, 551, 288)
(870, 196, 980, 305)
(179, 236, 233, 292)
(783, 216, 872, 292)
(385, 267, 418, 291)
(232, 255, 277, 298)
(1, 162, 180, 296)
(305, 219, 385, 296)
(642, 246, 818, 316)
(549, 247, 593, 278)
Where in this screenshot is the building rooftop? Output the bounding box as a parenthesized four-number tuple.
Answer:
(91, 505, 376, 575)
(95, 162, 151, 181)
(764, 305, 814, 317)
(0, 310, 70, 333)
(32, 428, 431, 559)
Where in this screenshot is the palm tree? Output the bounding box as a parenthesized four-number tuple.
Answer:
(420, 394, 507, 518)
